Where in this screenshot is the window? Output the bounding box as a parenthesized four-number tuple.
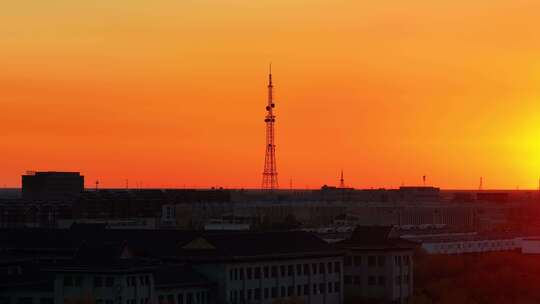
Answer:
(368, 276, 376, 285)
(63, 276, 73, 287)
(344, 275, 352, 284)
(280, 265, 286, 277)
(344, 256, 352, 266)
(239, 290, 244, 301)
(271, 266, 278, 278)
(145, 276, 150, 285)
(378, 276, 385, 286)
(395, 275, 401, 285)
(368, 256, 376, 267)
(18, 298, 32, 304)
(177, 294, 184, 304)
(247, 289, 252, 300)
(186, 293, 193, 304)
(247, 267, 252, 280)
(239, 268, 244, 280)
(229, 269, 234, 280)
(254, 288, 261, 300)
(271, 287, 277, 298)
(105, 277, 114, 287)
(404, 274, 410, 283)
(319, 263, 325, 274)
(304, 284, 309, 295)
(40, 299, 53, 304)
(395, 256, 401, 266)
(234, 268, 238, 280)
(281, 286, 285, 297)
(94, 277, 103, 288)
(303, 264, 310, 275)
(296, 264, 302, 276)
(264, 266, 269, 278)
(312, 263, 317, 274)
(297, 285, 302, 296)
(288, 286, 294, 296)
(377, 256, 385, 267)
(353, 276, 361, 285)
(404, 256, 410, 265)
(319, 283, 326, 294)
(312, 284, 317, 295)
(353, 255, 361, 266)
(255, 267, 261, 279)
(328, 282, 333, 293)
(334, 262, 341, 273)
(167, 295, 174, 304)
(288, 265, 294, 276)
(335, 281, 341, 292)
(327, 262, 333, 273)
(264, 288, 269, 299)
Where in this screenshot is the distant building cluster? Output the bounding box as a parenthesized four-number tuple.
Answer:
(3, 171, 540, 303)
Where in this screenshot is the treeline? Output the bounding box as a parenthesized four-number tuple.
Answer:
(411, 250, 540, 304)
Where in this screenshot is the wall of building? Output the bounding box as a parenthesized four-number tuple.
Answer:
(343, 250, 413, 304)
(194, 257, 343, 304)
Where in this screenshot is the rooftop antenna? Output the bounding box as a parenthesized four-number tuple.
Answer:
(479, 177, 483, 191)
(290, 178, 293, 191)
(339, 170, 345, 188)
(422, 175, 426, 186)
(95, 180, 99, 191)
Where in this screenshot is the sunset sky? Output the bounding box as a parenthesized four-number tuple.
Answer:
(2, 0, 540, 189)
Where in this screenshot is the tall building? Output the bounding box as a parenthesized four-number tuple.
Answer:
(22, 171, 84, 201)
(262, 66, 278, 190)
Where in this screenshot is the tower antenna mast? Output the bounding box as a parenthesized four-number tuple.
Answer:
(339, 170, 345, 188)
(262, 64, 278, 190)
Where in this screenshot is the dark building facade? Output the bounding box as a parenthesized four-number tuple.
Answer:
(0, 227, 344, 304)
(22, 172, 84, 202)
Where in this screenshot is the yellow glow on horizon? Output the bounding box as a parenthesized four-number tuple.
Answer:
(1, 0, 540, 189)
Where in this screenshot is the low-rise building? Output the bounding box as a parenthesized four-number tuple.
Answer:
(334, 227, 416, 304)
(0, 227, 343, 304)
(402, 232, 520, 254)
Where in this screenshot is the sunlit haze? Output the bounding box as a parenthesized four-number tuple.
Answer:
(2, 0, 540, 189)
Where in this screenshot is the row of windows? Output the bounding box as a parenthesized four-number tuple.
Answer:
(158, 291, 208, 304)
(0, 297, 53, 304)
(93, 276, 115, 287)
(436, 241, 514, 251)
(125, 275, 150, 287)
(344, 255, 362, 267)
(229, 282, 341, 303)
(345, 275, 410, 286)
(229, 262, 341, 281)
(395, 275, 410, 285)
(63, 275, 84, 287)
(345, 255, 411, 268)
(394, 256, 410, 266)
(65, 275, 151, 288)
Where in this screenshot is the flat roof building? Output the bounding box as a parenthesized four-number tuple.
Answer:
(22, 171, 84, 202)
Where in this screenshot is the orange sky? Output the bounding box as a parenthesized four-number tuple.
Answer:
(2, 0, 540, 189)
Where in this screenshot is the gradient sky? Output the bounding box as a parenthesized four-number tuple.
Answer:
(2, 0, 540, 189)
